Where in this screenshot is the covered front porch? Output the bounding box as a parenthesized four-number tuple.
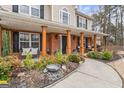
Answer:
(0, 10, 107, 57)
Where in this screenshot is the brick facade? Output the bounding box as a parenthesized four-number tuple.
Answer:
(46, 33, 79, 54)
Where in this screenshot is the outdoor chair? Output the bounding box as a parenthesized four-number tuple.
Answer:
(20, 48, 40, 61)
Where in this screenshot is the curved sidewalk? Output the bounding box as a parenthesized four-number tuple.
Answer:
(49, 58, 122, 88)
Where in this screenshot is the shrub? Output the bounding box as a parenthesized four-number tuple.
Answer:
(67, 54, 81, 63)
(23, 53, 35, 70)
(3, 56, 21, 69)
(55, 50, 64, 64)
(34, 62, 46, 71)
(87, 51, 101, 59)
(35, 56, 54, 70)
(0, 55, 21, 81)
(101, 51, 112, 60)
(87, 51, 113, 61)
(0, 58, 12, 81)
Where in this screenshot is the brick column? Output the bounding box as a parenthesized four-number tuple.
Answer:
(41, 26, 47, 56)
(94, 34, 97, 51)
(80, 32, 84, 55)
(66, 30, 71, 54)
(0, 26, 2, 56)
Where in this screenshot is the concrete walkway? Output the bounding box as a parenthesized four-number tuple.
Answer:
(49, 59, 122, 88)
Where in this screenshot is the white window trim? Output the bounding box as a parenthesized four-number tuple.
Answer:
(19, 32, 40, 50)
(59, 9, 70, 25)
(19, 5, 40, 18)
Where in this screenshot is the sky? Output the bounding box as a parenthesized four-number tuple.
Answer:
(79, 5, 99, 15)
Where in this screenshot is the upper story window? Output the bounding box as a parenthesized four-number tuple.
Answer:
(59, 8, 70, 25)
(79, 17, 83, 27)
(19, 5, 40, 18)
(78, 16, 87, 29)
(20, 5, 29, 14)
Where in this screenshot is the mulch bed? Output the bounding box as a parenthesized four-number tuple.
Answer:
(5, 62, 79, 88)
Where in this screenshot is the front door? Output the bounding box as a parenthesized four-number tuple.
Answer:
(62, 36, 67, 54)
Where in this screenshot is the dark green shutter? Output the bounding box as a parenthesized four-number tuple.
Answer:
(40, 33, 42, 51)
(40, 5, 44, 19)
(12, 5, 18, 13)
(13, 32, 19, 52)
(77, 16, 79, 27)
(86, 19, 87, 29)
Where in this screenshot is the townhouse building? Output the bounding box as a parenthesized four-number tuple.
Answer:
(0, 5, 106, 56)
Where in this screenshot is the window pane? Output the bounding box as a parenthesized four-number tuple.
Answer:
(20, 33, 29, 41)
(82, 18, 86, 28)
(79, 18, 82, 27)
(31, 34, 40, 41)
(31, 42, 39, 48)
(63, 12, 68, 24)
(31, 8, 39, 17)
(20, 42, 29, 48)
(20, 5, 29, 14)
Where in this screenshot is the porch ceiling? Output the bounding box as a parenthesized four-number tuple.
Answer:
(0, 10, 108, 37)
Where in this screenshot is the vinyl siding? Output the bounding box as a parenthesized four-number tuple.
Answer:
(51, 5, 76, 26)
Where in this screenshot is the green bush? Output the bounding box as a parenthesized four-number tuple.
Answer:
(0, 58, 12, 81)
(35, 56, 54, 70)
(0, 55, 21, 81)
(101, 51, 112, 60)
(87, 51, 101, 59)
(34, 62, 46, 71)
(87, 51, 112, 61)
(67, 54, 81, 63)
(55, 50, 64, 64)
(23, 53, 35, 70)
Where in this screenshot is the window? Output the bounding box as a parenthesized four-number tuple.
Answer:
(31, 33, 40, 48)
(19, 33, 29, 48)
(31, 5, 40, 17)
(20, 5, 29, 15)
(82, 18, 86, 29)
(79, 17, 83, 27)
(60, 8, 70, 24)
(78, 17, 87, 29)
(19, 32, 40, 49)
(19, 5, 40, 17)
